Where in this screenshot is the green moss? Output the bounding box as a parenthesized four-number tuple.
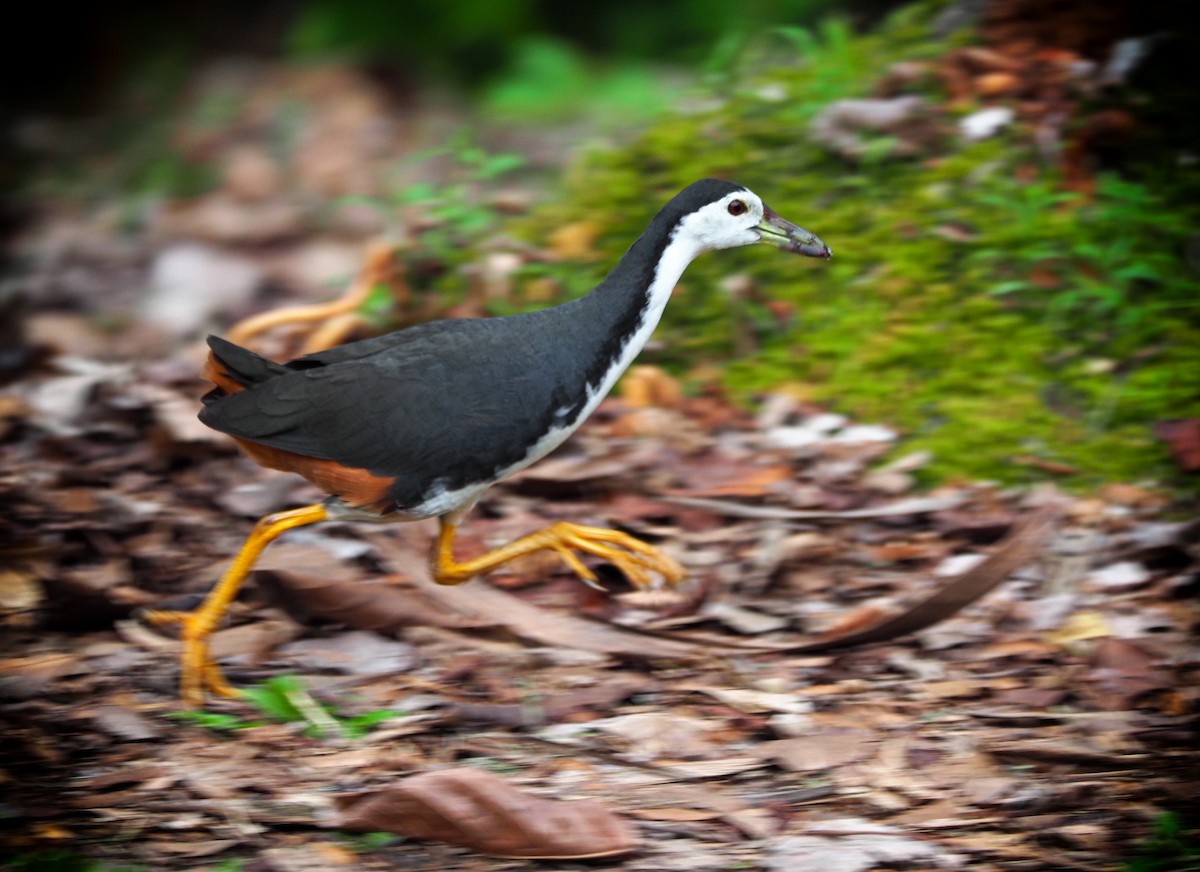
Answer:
(518, 1, 1200, 488)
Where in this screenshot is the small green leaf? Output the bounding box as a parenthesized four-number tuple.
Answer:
(167, 710, 259, 732)
(343, 708, 405, 738)
(987, 280, 1030, 296)
(242, 675, 308, 722)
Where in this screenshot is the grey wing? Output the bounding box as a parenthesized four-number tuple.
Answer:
(201, 335, 564, 499)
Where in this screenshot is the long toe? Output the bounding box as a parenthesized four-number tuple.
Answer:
(143, 609, 239, 706)
(553, 525, 686, 589)
(203, 661, 243, 699)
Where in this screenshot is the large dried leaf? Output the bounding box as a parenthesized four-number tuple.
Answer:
(371, 536, 710, 659)
(794, 504, 1061, 652)
(359, 508, 1059, 663)
(332, 768, 638, 859)
(751, 731, 876, 772)
(635, 505, 1061, 656)
(255, 569, 496, 632)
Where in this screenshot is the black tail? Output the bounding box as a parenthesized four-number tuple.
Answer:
(202, 335, 291, 406)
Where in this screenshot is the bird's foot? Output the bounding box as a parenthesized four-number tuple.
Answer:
(142, 609, 242, 707)
(434, 519, 686, 591)
(539, 522, 686, 591)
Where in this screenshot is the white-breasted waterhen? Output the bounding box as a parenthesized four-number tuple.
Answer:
(147, 178, 831, 705)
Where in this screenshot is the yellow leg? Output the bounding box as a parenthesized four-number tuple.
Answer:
(433, 518, 686, 591)
(144, 504, 329, 707)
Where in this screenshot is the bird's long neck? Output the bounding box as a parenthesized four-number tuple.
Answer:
(570, 218, 702, 400)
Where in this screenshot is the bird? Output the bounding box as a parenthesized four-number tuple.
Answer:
(145, 178, 831, 706)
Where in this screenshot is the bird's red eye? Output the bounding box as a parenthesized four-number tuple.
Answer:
(727, 200, 747, 216)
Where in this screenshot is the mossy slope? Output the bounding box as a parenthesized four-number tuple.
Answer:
(520, 9, 1200, 487)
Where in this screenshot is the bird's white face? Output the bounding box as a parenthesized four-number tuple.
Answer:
(678, 189, 832, 258)
(679, 190, 769, 251)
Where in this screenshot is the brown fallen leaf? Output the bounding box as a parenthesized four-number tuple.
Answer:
(750, 730, 876, 772)
(774, 819, 963, 869)
(660, 493, 965, 521)
(546, 220, 600, 260)
(119, 617, 302, 669)
(89, 704, 163, 742)
(801, 504, 1061, 652)
(638, 504, 1062, 657)
(0, 567, 43, 610)
(1155, 419, 1200, 470)
(1011, 455, 1078, 475)
(592, 711, 717, 761)
(872, 539, 944, 562)
(257, 505, 1058, 669)
(1081, 637, 1177, 711)
(275, 630, 417, 676)
(814, 604, 890, 640)
(921, 679, 983, 700)
(371, 535, 709, 660)
(447, 675, 656, 727)
(0, 652, 87, 699)
(620, 364, 684, 409)
(630, 807, 721, 822)
(627, 781, 778, 839)
(332, 767, 639, 859)
(986, 739, 1148, 768)
(669, 461, 794, 499)
(255, 570, 495, 632)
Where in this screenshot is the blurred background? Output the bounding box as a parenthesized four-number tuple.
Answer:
(4, 8, 1199, 869)
(2, 0, 1197, 489)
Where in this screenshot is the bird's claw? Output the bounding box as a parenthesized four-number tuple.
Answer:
(142, 609, 242, 707)
(546, 522, 686, 590)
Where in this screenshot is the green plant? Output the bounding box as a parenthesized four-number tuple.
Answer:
(2, 852, 144, 872)
(515, 1, 1200, 488)
(1124, 812, 1200, 872)
(482, 37, 679, 123)
(341, 138, 528, 320)
(395, 142, 525, 236)
(170, 675, 404, 740)
(334, 831, 403, 852)
(259, 676, 407, 739)
(971, 173, 1198, 356)
(167, 710, 262, 733)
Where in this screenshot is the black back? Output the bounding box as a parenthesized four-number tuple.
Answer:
(200, 179, 748, 512)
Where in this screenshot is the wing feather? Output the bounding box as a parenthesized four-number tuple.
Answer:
(200, 314, 572, 508)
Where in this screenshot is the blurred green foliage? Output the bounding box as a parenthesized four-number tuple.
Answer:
(1124, 812, 1200, 872)
(288, 0, 845, 123)
(170, 675, 406, 740)
(287, 0, 843, 77)
(1, 854, 243, 872)
(516, 4, 1200, 487)
(481, 37, 679, 123)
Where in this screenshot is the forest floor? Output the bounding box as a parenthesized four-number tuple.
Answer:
(2, 50, 1199, 872)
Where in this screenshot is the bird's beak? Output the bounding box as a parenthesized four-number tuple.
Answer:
(758, 206, 832, 259)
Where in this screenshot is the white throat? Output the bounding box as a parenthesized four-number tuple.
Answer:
(467, 225, 706, 498)
(590, 224, 704, 400)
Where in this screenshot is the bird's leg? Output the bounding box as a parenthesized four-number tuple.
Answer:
(433, 518, 686, 590)
(144, 504, 329, 707)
